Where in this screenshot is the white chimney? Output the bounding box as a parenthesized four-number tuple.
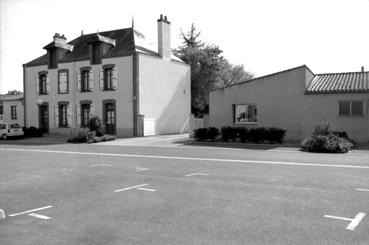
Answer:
(157, 14, 171, 60)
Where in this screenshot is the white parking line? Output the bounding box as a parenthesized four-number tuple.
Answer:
(324, 212, 366, 231)
(355, 188, 369, 192)
(136, 167, 148, 172)
(185, 173, 209, 177)
(90, 164, 112, 167)
(2, 148, 369, 170)
(114, 184, 148, 193)
(28, 213, 51, 220)
(137, 187, 156, 192)
(8, 205, 53, 217)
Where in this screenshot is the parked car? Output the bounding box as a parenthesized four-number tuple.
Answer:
(0, 123, 24, 139)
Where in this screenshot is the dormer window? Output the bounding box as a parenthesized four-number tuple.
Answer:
(48, 48, 58, 69)
(91, 43, 102, 65)
(88, 33, 116, 65)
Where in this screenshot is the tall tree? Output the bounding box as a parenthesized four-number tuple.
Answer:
(174, 24, 253, 117)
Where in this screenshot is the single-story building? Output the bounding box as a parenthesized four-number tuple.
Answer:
(209, 65, 369, 143)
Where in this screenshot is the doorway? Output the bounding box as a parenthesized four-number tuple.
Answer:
(103, 100, 116, 135)
(39, 104, 49, 133)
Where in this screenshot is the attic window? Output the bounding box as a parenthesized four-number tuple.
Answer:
(48, 48, 58, 69)
(91, 43, 101, 65)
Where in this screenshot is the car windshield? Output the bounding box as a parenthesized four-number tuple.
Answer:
(10, 124, 21, 129)
(0, 124, 6, 129)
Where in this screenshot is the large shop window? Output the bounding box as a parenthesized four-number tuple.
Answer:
(234, 104, 257, 124)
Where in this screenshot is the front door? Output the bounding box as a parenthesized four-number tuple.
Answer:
(39, 104, 49, 133)
(104, 103, 115, 135)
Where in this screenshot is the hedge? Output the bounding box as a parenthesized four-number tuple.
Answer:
(194, 126, 286, 143)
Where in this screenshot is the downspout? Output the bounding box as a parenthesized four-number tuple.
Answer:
(132, 52, 139, 136)
(22, 64, 26, 127)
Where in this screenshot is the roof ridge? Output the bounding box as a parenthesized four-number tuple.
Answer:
(315, 71, 369, 76)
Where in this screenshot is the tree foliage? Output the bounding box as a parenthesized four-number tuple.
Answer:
(174, 24, 253, 117)
(6, 90, 22, 95)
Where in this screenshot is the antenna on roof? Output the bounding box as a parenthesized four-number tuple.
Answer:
(132, 15, 135, 28)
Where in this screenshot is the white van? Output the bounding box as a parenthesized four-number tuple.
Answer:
(0, 123, 24, 139)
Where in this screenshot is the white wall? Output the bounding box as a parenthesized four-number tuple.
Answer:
(138, 53, 191, 135)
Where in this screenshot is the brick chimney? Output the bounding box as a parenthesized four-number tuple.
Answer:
(157, 14, 171, 60)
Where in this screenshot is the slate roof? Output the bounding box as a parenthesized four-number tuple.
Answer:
(306, 71, 369, 94)
(24, 28, 184, 67)
(0, 94, 24, 101)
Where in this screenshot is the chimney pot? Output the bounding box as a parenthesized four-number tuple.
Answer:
(164, 16, 167, 21)
(361, 66, 364, 72)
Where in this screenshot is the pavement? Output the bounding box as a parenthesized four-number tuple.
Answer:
(0, 134, 369, 244)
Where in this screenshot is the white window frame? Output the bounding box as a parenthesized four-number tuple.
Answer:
(234, 104, 257, 124)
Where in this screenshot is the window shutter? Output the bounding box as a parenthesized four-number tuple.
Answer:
(46, 74, 50, 94)
(112, 67, 118, 90)
(36, 74, 40, 95)
(232, 104, 235, 123)
(89, 70, 93, 91)
(77, 71, 81, 92)
(99, 69, 104, 90)
(76, 104, 81, 128)
(67, 104, 72, 128)
(90, 103, 95, 118)
(55, 104, 59, 127)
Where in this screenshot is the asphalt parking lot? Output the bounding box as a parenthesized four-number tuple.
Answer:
(0, 138, 368, 245)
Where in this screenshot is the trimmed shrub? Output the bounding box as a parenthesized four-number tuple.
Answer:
(268, 128, 287, 143)
(23, 126, 44, 137)
(301, 122, 354, 153)
(220, 126, 286, 143)
(194, 127, 219, 141)
(221, 127, 238, 142)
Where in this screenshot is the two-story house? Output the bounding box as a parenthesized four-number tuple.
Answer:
(23, 15, 191, 137)
(0, 94, 24, 126)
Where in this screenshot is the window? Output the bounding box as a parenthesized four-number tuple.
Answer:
(11, 106, 17, 119)
(59, 104, 68, 127)
(81, 103, 90, 127)
(104, 68, 113, 90)
(39, 74, 47, 94)
(0, 105, 3, 115)
(81, 70, 89, 92)
(338, 100, 363, 116)
(234, 104, 257, 124)
(91, 43, 101, 64)
(48, 48, 58, 69)
(58, 70, 69, 94)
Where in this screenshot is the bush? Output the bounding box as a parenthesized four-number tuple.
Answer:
(68, 131, 90, 143)
(194, 127, 219, 141)
(87, 135, 116, 144)
(220, 126, 286, 143)
(87, 116, 104, 136)
(23, 126, 44, 137)
(301, 122, 354, 153)
(268, 128, 287, 143)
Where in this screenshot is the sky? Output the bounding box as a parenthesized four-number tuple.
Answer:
(0, 0, 368, 94)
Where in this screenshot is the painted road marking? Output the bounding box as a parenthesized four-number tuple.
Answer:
(0, 209, 5, 219)
(355, 188, 369, 192)
(185, 173, 209, 177)
(8, 205, 53, 217)
(136, 167, 149, 172)
(28, 213, 51, 220)
(90, 164, 112, 167)
(324, 212, 366, 231)
(2, 148, 369, 170)
(137, 187, 156, 192)
(114, 184, 148, 192)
